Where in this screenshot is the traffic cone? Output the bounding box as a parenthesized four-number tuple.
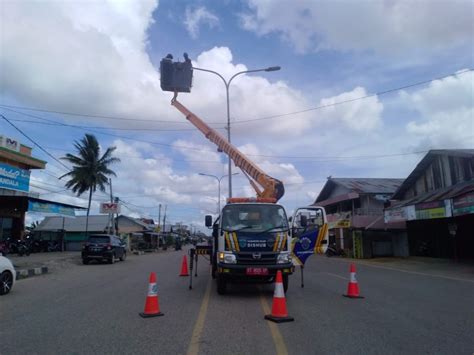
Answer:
(264, 271, 294, 323)
(343, 264, 364, 299)
(179, 255, 189, 277)
(139, 272, 164, 318)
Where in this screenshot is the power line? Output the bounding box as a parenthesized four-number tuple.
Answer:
(0, 114, 70, 171)
(1, 69, 471, 127)
(2, 110, 432, 161)
(0, 104, 192, 124)
(231, 69, 473, 124)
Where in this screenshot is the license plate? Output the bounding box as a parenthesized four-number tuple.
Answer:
(246, 267, 269, 275)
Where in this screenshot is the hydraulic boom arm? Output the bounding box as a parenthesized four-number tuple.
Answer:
(171, 93, 285, 201)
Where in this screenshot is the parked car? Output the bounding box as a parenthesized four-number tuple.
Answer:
(0, 255, 16, 295)
(81, 235, 126, 265)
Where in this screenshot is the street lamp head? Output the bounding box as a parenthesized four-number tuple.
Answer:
(265, 66, 281, 72)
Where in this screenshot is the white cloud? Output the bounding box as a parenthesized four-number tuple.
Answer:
(0, 0, 171, 123)
(240, 0, 473, 55)
(402, 70, 474, 148)
(317, 87, 383, 131)
(184, 6, 220, 39)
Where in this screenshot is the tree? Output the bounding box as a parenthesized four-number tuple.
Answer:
(60, 134, 120, 235)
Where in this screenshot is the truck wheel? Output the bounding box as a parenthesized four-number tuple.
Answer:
(217, 275, 227, 295)
(283, 274, 289, 293)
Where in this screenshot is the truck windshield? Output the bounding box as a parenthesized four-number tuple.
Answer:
(221, 204, 289, 232)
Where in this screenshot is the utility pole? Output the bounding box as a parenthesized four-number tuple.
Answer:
(109, 178, 116, 235)
(162, 205, 167, 234)
(158, 204, 162, 232)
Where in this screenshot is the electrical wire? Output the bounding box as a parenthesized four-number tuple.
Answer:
(0, 114, 70, 171)
(2, 110, 433, 161)
(1, 69, 471, 126)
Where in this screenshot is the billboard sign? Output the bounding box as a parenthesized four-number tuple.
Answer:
(100, 202, 121, 214)
(415, 200, 451, 220)
(28, 200, 75, 216)
(453, 192, 474, 216)
(0, 135, 21, 152)
(0, 162, 30, 192)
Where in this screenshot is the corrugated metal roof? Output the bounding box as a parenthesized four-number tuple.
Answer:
(388, 180, 474, 208)
(36, 215, 109, 232)
(36, 215, 150, 232)
(330, 178, 404, 193)
(392, 149, 474, 199)
(315, 177, 404, 203)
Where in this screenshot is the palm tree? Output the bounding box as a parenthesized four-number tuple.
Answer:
(60, 134, 120, 235)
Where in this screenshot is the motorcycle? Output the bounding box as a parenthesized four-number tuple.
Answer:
(0, 240, 9, 256)
(17, 239, 31, 256)
(325, 243, 346, 257)
(47, 241, 61, 252)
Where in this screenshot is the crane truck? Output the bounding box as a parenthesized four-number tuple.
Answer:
(160, 54, 329, 294)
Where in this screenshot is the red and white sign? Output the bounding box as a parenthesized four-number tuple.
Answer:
(100, 202, 120, 214)
(0, 135, 21, 152)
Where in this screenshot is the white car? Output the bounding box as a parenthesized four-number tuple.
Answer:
(0, 255, 16, 295)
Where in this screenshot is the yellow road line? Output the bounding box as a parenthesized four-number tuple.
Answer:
(259, 292, 289, 355)
(187, 277, 212, 355)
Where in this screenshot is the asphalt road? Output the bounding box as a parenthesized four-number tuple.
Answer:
(1, 249, 473, 355)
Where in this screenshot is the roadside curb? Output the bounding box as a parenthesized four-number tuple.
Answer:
(16, 267, 48, 280)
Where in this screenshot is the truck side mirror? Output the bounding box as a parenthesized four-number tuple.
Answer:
(205, 215, 213, 228)
(300, 215, 308, 228)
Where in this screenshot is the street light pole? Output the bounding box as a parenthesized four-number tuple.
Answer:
(199, 172, 239, 214)
(193, 66, 281, 198)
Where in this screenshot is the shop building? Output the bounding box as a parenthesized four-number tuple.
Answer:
(0, 135, 84, 242)
(314, 177, 407, 258)
(35, 215, 152, 251)
(385, 149, 474, 260)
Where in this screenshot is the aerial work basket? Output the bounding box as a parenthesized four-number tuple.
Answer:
(160, 53, 193, 93)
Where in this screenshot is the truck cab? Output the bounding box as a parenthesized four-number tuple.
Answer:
(206, 201, 293, 295)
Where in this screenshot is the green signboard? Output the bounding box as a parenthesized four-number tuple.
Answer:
(453, 192, 474, 216)
(415, 200, 449, 220)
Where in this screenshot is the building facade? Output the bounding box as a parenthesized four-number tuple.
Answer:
(385, 150, 474, 259)
(314, 178, 407, 258)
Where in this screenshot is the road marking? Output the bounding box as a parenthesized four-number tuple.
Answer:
(323, 272, 347, 280)
(187, 277, 212, 355)
(326, 258, 474, 284)
(259, 292, 289, 355)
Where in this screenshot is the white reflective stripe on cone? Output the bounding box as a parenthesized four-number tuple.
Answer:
(274, 281, 285, 298)
(148, 283, 158, 296)
(350, 272, 357, 283)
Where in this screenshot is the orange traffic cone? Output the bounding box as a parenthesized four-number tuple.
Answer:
(343, 264, 364, 299)
(264, 271, 294, 323)
(179, 255, 189, 277)
(139, 272, 164, 318)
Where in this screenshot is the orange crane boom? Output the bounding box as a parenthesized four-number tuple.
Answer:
(171, 93, 285, 201)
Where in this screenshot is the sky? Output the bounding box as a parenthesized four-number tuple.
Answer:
(1, 0, 473, 231)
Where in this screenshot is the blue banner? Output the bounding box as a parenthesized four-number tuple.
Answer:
(292, 226, 320, 265)
(28, 201, 76, 216)
(0, 162, 30, 192)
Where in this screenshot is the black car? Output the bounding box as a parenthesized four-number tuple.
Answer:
(82, 235, 126, 264)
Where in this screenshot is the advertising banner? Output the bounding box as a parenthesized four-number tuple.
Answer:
(0, 162, 30, 192)
(100, 202, 121, 214)
(415, 200, 451, 220)
(28, 201, 76, 216)
(453, 191, 474, 216)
